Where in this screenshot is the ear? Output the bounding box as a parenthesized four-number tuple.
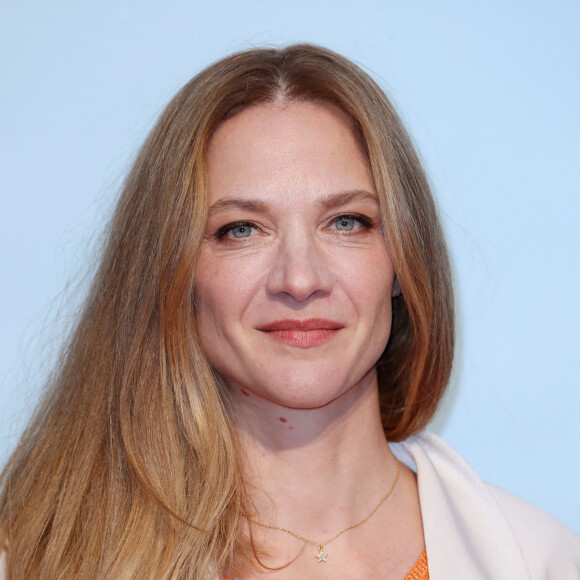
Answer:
(392, 276, 401, 297)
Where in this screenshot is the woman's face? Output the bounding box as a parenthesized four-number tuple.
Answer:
(195, 101, 395, 410)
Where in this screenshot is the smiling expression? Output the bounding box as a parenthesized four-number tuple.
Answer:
(195, 101, 396, 409)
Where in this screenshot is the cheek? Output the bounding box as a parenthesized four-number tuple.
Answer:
(194, 263, 242, 374)
(195, 251, 265, 328)
(340, 251, 395, 345)
(340, 250, 395, 307)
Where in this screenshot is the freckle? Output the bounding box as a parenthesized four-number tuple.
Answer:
(241, 389, 250, 397)
(279, 417, 288, 423)
(289, 426, 294, 430)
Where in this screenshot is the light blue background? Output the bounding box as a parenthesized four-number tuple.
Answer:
(1, 1, 579, 532)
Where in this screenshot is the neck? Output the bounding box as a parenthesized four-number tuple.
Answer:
(234, 370, 398, 537)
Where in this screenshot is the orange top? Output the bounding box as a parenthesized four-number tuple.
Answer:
(403, 548, 429, 580)
(223, 547, 428, 579)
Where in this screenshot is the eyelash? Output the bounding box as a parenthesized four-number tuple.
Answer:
(329, 213, 374, 231)
(214, 214, 374, 240)
(215, 221, 258, 239)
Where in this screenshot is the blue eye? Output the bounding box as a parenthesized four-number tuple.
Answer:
(230, 224, 252, 238)
(335, 217, 356, 231)
(328, 214, 373, 233)
(216, 221, 258, 240)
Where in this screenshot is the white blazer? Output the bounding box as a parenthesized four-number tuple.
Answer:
(391, 431, 580, 579)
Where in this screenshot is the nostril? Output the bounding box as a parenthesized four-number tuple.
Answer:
(263, 233, 334, 301)
(265, 254, 332, 301)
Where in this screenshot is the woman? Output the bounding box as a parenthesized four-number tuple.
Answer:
(1, 44, 578, 579)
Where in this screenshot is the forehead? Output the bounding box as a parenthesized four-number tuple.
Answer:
(206, 101, 375, 206)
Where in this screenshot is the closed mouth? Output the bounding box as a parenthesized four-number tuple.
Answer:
(257, 319, 343, 347)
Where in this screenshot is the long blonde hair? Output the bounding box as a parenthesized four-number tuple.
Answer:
(0, 44, 453, 578)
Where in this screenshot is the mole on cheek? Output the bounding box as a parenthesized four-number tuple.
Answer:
(278, 417, 288, 423)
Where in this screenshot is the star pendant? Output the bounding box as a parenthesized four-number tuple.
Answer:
(315, 545, 327, 563)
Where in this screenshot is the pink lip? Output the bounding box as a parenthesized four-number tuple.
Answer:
(258, 318, 343, 347)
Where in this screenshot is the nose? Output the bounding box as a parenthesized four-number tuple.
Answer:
(265, 230, 333, 302)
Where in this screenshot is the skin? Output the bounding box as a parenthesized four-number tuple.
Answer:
(196, 102, 424, 579)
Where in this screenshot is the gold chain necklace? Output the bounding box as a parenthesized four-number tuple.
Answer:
(246, 458, 401, 564)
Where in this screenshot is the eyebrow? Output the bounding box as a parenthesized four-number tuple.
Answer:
(208, 189, 377, 215)
(317, 189, 378, 211)
(208, 198, 269, 214)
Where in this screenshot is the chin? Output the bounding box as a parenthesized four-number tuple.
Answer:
(256, 370, 372, 410)
(268, 392, 343, 411)
(222, 360, 379, 411)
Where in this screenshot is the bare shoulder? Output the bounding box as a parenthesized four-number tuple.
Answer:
(487, 483, 580, 576)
